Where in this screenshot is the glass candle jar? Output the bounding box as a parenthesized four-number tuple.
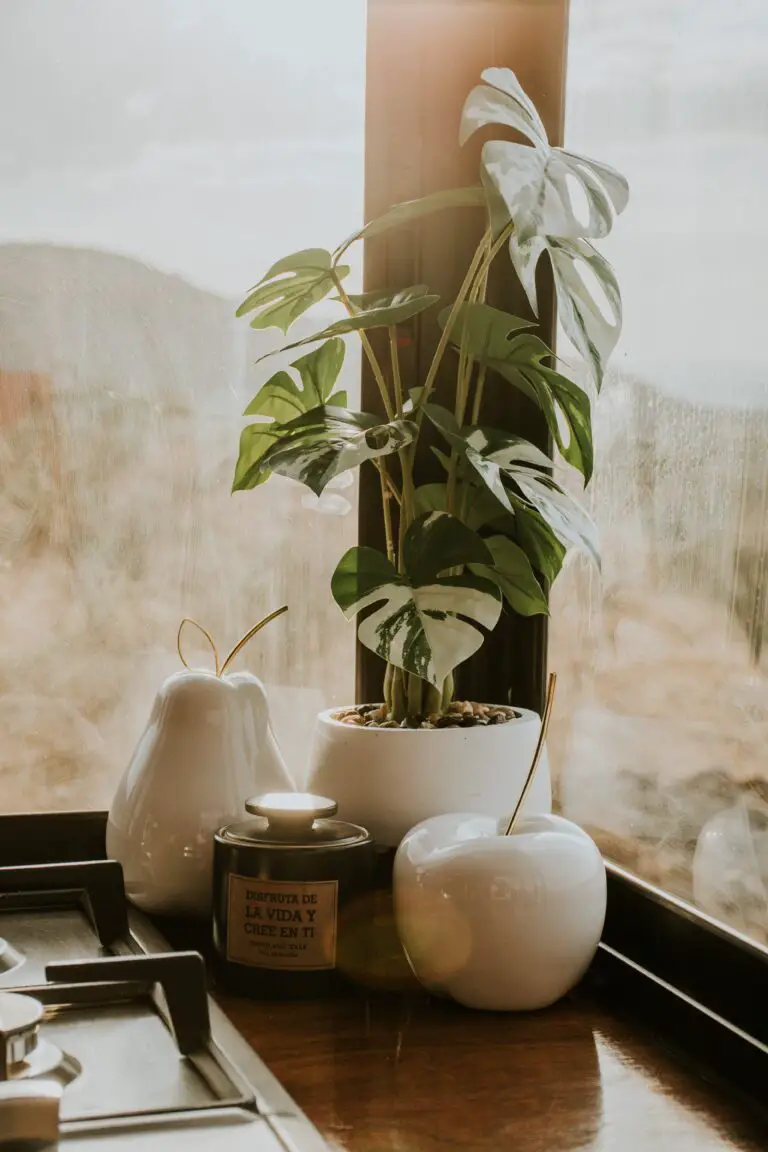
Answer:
(213, 792, 375, 999)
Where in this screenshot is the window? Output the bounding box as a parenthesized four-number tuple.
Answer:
(552, 0, 768, 944)
(0, 0, 366, 811)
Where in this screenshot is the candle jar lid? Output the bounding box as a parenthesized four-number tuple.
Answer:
(219, 791, 371, 848)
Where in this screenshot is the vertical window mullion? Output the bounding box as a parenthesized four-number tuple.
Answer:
(358, 0, 569, 710)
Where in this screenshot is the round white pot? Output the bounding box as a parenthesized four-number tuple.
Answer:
(107, 669, 293, 920)
(306, 706, 551, 847)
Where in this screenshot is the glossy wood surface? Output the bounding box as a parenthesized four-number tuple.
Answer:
(218, 988, 768, 1152)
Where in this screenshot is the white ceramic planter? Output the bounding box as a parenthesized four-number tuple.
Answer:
(394, 811, 606, 1011)
(306, 706, 551, 847)
(107, 669, 293, 919)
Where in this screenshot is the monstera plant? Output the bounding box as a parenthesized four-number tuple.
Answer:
(233, 68, 627, 729)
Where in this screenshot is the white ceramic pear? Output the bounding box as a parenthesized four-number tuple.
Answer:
(108, 615, 293, 919)
(394, 811, 606, 1011)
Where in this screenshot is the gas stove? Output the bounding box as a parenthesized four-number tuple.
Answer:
(0, 860, 328, 1150)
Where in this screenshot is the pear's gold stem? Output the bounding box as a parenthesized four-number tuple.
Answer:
(177, 618, 221, 676)
(219, 605, 289, 675)
(176, 606, 289, 678)
(504, 672, 557, 837)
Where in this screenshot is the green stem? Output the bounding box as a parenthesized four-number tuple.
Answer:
(333, 274, 394, 421)
(383, 663, 394, 714)
(389, 327, 404, 416)
(376, 461, 396, 563)
(445, 447, 461, 516)
(470, 362, 488, 426)
(389, 325, 415, 565)
(423, 681, 442, 717)
(445, 223, 511, 514)
(379, 466, 402, 505)
(416, 228, 491, 422)
(392, 666, 407, 722)
(482, 220, 515, 276)
(397, 454, 417, 568)
(407, 672, 424, 720)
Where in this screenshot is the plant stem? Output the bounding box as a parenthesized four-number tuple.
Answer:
(446, 224, 511, 512)
(470, 362, 488, 426)
(482, 220, 515, 276)
(332, 274, 395, 421)
(376, 461, 396, 563)
(407, 672, 423, 719)
(389, 327, 404, 416)
(377, 464, 401, 505)
(383, 663, 394, 714)
(392, 666, 406, 722)
(465, 232, 492, 430)
(416, 228, 491, 421)
(397, 457, 417, 568)
(423, 681, 442, 716)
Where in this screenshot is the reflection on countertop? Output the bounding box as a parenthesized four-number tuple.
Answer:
(216, 986, 767, 1152)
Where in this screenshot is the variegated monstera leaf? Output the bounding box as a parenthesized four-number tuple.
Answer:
(260, 406, 416, 496)
(254, 285, 440, 364)
(332, 512, 502, 685)
(236, 249, 349, 333)
(461, 67, 629, 384)
(233, 338, 414, 494)
(234, 338, 348, 491)
(424, 404, 600, 568)
(442, 302, 594, 481)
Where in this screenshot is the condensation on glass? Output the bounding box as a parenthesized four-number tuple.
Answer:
(0, 0, 365, 810)
(553, 0, 768, 942)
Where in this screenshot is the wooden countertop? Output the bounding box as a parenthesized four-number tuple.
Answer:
(217, 988, 768, 1152)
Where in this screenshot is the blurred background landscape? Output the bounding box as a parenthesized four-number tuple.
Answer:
(551, 0, 768, 939)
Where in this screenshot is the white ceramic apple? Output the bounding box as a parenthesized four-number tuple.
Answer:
(107, 667, 293, 919)
(394, 811, 606, 1011)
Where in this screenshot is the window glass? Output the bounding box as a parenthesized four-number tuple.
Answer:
(0, 0, 365, 811)
(553, 0, 768, 942)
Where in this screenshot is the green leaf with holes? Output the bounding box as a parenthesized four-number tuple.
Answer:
(256, 285, 439, 362)
(463, 69, 628, 244)
(331, 512, 502, 684)
(232, 423, 280, 492)
(508, 234, 621, 387)
(480, 138, 628, 245)
(441, 303, 594, 480)
(236, 249, 349, 333)
(423, 414, 599, 568)
(469, 535, 548, 616)
(244, 339, 347, 422)
(513, 503, 567, 585)
(461, 67, 549, 150)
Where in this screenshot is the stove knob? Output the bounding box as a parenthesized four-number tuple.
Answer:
(0, 1080, 61, 1146)
(0, 993, 44, 1081)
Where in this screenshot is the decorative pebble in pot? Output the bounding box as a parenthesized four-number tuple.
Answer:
(107, 609, 293, 919)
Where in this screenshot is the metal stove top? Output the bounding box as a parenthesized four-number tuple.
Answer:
(0, 861, 328, 1150)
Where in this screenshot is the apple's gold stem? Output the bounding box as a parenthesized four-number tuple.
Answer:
(504, 672, 557, 837)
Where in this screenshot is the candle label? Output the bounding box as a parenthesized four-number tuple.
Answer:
(226, 874, 338, 970)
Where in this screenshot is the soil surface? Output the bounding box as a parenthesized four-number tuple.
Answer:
(332, 701, 519, 730)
